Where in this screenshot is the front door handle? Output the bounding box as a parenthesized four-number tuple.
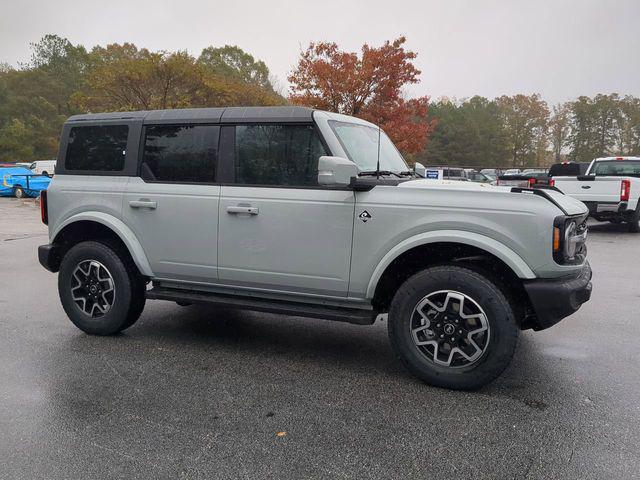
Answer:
(226, 205, 259, 215)
(581, 185, 591, 189)
(129, 199, 157, 209)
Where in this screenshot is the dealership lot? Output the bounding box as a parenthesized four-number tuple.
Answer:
(0, 197, 639, 479)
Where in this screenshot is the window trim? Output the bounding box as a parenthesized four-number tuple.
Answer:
(137, 123, 222, 185)
(222, 122, 334, 189)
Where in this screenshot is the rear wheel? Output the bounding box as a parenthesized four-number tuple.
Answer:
(58, 241, 146, 335)
(388, 265, 519, 390)
(13, 186, 24, 198)
(627, 208, 640, 233)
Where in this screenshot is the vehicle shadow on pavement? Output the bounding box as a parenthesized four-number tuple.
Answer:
(50, 301, 560, 400)
(587, 221, 636, 234)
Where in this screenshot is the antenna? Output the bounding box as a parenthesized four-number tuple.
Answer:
(376, 123, 381, 179)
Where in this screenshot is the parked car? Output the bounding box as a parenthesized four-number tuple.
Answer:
(0, 166, 51, 198)
(497, 171, 552, 188)
(480, 168, 502, 178)
(29, 160, 57, 176)
(464, 170, 494, 184)
(502, 168, 522, 176)
(553, 156, 640, 232)
(15, 162, 33, 169)
(424, 167, 478, 181)
(38, 106, 592, 390)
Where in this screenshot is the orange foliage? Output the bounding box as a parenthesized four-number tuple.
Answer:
(288, 37, 435, 155)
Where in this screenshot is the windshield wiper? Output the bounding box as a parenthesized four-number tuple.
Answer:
(358, 170, 403, 178)
(397, 170, 415, 176)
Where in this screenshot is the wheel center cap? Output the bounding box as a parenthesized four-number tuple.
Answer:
(89, 285, 98, 294)
(443, 323, 456, 335)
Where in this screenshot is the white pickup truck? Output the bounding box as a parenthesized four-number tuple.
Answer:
(553, 156, 640, 232)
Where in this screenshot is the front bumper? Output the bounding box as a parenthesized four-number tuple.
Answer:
(523, 262, 592, 331)
(38, 244, 61, 273)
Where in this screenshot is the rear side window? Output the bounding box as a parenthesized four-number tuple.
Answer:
(234, 124, 326, 186)
(592, 160, 640, 177)
(141, 125, 219, 183)
(66, 125, 128, 171)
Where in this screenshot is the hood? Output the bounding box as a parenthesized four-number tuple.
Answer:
(398, 179, 588, 216)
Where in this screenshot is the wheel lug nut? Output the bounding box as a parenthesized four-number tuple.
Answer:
(440, 334, 444, 338)
(451, 337, 455, 342)
(459, 330, 463, 334)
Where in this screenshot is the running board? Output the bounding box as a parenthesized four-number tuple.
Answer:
(146, 287, 376, 325)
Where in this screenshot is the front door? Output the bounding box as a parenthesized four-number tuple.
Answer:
(124, 124, 221, 283)
(217, 124, 355, 297)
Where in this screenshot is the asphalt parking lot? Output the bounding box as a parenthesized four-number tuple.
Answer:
(1, 197, 639, 480)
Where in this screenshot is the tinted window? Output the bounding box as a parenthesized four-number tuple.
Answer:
(66, 125, 128, 171)
(234, 124, 326, 186)
(142, 125, 219, 183)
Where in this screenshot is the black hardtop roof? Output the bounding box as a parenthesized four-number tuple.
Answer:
(66, 106, 315, 124)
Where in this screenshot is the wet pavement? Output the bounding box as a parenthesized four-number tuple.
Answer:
(1, 197, 639, 479)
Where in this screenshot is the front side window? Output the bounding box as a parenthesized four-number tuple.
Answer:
(329, 121, 408, 174)
(141, 125, 219, 183)
(234, 124, 326, 186)
(66, 125, 128, 171)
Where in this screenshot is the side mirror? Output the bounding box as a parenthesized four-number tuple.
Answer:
(318, 156, 358, 186)
(413, 162, 426, 178)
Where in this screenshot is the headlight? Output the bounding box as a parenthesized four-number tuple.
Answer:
(553, 215, 587, 264)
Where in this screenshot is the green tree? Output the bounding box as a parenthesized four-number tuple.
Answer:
(418, 96, 508, 167)
(549, 103, 571, 162)
(567, 94, 621, 162)
(496, 94, 549, 168)
(198, 45, 273, 90)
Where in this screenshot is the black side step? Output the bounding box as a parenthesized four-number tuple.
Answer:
(146, 287, 376, 325)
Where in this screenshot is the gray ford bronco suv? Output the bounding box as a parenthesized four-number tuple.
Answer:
(38, 106, 592, 390)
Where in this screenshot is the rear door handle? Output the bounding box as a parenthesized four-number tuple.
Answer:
(226, 205, 259, 215)
(129, 199, 157, 209)
(581, 185, 591, 189)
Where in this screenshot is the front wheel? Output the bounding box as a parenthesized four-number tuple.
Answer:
(388, 265, 519, 390)
(58, 241, 146, 335)
(13, 186, 24, 198)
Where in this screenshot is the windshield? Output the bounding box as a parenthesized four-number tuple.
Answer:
(591, 160, 640, 177)
(329, 121, 408, 173)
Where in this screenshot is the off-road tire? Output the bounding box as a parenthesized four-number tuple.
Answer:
(627, 207, 640, 233)
(388, 265, 519, 390)
(58, 241, 146, 335)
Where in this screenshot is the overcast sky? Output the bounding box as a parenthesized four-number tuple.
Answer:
(1, 0, 638, 104)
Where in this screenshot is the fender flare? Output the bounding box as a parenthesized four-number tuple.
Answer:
(365, 230, 536, 299)
(51, 212, 153, 277)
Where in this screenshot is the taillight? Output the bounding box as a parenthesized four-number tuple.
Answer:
(620, 179, 631, 202)
(40, 190, 48, 225)
(528, 178, 536, 187)
(549, 179, 555, 187)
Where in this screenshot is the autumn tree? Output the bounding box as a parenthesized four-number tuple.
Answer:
(74, 43, 285, 112)
(288, 37, 435, 156)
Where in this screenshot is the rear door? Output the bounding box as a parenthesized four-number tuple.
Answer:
(123, 124, 221, 282)
(217, 124, 355, 297)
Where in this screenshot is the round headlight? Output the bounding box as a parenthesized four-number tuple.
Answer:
(564, 221, 577, 258)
